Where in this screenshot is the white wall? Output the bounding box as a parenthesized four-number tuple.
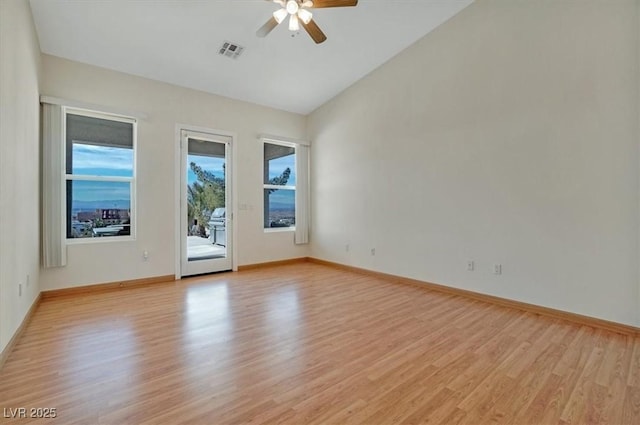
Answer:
(0, 0, 42, 352)
(40, 55, 308, 290)
(308, 0, 640, 326)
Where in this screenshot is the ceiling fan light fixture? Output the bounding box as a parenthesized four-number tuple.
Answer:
(258, 0, 357, 43)
(286, 0, 299, 15)
(297, 9, 313, 25)
(288, 13, 300, 31)
(273, 8, 288, 24)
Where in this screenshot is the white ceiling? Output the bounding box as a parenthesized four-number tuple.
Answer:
(29, 0, 473, 115)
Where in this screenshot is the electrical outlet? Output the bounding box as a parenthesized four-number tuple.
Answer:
(494, 264, 502, 275)
(143, 250, 149, 261)
(370, 248, 376, 256)
(467, 260, 474, 271)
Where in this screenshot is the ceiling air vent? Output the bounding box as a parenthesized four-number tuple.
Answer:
(218, 41, 244, 59)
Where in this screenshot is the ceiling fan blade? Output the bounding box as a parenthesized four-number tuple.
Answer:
(257, 16, 279, 37)
(309, 0, 358, 8)
(301, 18, 327, 44)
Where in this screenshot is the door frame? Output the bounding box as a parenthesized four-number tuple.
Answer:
(174, 124, 238, 279)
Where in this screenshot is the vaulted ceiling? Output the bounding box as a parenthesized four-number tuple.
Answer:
(30, 0, 473, 115)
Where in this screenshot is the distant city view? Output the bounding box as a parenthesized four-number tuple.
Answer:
(70, 206, 130, 238)
(68, 142, 133, 238)
(266, 190, 295, 227)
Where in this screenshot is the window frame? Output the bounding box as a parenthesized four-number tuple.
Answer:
(63, 107, 137, 244)
(262, 139, 297, 232)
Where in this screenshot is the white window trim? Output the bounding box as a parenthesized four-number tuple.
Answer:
(41, 95, 148, 121)
(263, 184, 296, 191)
(259, 134, 309, 147)
(264, 227, 296, 234)
(63, 107, 137, 244)
(260, 135, 310, 244)
(262, 138, 297, 233)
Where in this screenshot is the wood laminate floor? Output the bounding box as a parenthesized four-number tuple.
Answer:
(0, 263, 639, 424)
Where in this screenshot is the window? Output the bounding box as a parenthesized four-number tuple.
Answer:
(263, 141, 296, 229)
(64, 109, 136, 240)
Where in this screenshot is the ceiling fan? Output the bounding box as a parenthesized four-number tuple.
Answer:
(257, 0, 358, 44)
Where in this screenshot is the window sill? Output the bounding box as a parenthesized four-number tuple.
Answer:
(66, 235, 135, 245)
(264, 227, 295, 234)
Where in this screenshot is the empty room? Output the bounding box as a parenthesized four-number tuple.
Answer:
(1, 0, 639, 423)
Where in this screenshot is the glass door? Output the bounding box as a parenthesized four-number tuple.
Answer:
(180, 129, 232, 276)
